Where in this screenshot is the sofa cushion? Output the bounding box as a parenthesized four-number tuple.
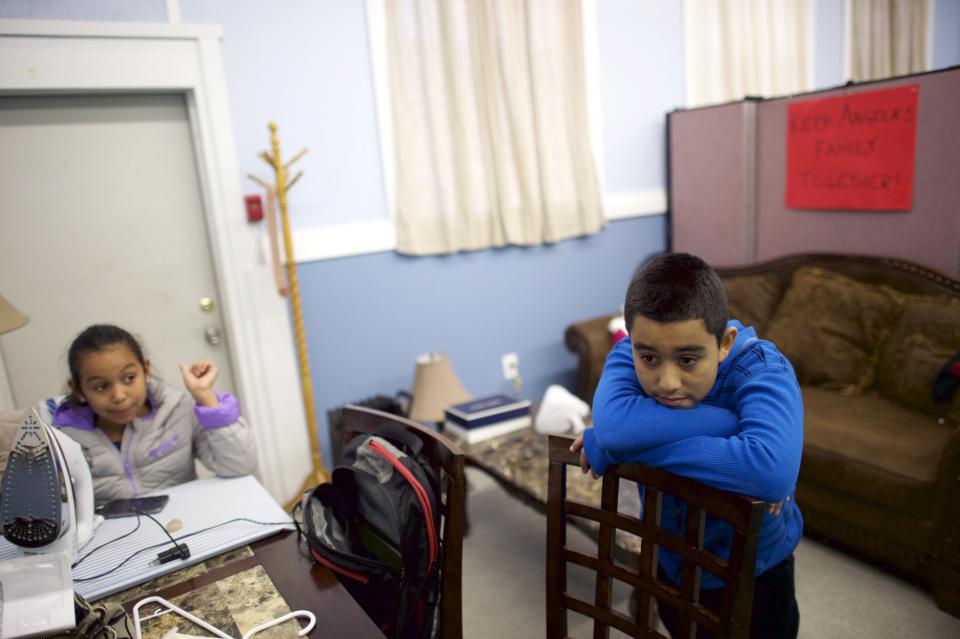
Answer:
(801, 387, 953, 519)
(766, 267, 903, 393)
(877, 333, 960, 423)
(723, 273, 782, 335)
(877, 295, 960, 422)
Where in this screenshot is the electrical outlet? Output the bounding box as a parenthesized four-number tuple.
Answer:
(501, 352, 519, 380)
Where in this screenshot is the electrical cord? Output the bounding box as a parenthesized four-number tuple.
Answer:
(72, 516, 293, 582)
(73, 510, 183, 569)
(139, 510, 181, 548)
(72, 515, 142, 570)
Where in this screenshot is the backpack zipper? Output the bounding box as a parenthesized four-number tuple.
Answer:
(309, 547, 370, 584)
(367, 439, 439, 571)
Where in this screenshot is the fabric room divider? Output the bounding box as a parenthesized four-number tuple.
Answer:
(668, 66, 960, 274)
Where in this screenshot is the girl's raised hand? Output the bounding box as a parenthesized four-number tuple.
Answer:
(179, 359, 220, 407)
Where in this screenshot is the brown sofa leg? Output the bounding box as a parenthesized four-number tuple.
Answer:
(933, 581, 960, 618)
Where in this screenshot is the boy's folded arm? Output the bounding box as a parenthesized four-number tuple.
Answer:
(590, 339, 741, 452)
(621, 372, 803, 502)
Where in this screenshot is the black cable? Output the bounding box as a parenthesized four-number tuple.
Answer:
(73, 511, 176, 581)
(71, 515, 142, 569)
(73, 546, 153, 582)
(138, 510, 182, 549)
(72, 516, 293, 582)
(159, 517, 292, 545)
(72, 509, 183, 569)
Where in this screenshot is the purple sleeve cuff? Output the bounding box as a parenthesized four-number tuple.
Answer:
(194, 392, 241, 429)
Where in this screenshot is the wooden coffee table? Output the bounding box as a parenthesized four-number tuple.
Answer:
(461, 427, 643, 564)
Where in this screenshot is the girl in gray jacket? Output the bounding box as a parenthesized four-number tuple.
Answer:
(36, 324, 257, 507)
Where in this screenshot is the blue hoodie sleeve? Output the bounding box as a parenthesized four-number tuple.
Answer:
(620, 365, 804, 502)
(582, 338, 741, 475)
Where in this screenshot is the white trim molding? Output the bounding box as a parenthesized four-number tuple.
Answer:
(604, 190, 668, 220)
(0, 19, 311, 503)
(281, 219, 397, 262)
(282, 189, 667, 263)
(0, 18, 215, 39)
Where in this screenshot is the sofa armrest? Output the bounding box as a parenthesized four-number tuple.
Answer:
(931, 426, 960, 612)
(933, 427, 960, 562)
(564, 314, 616, 404)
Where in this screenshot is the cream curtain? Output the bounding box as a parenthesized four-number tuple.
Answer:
(849, 0, 929, 82)
(384, 0, 605, 256)
(685, 0, 812, 108)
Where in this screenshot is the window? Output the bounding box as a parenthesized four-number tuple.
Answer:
(371, 0, 606, 255)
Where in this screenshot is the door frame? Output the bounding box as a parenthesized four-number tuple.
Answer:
(0, 19, 311, 502)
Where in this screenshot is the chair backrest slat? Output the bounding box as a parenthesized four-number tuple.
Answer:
(564, 498, 732, 581)
(546, 435, 765, 639)
(677, 505, 707, 638)
(591, 474, 621, 639)
(546, 451, 569, 639)
(342, 405, 467, 639)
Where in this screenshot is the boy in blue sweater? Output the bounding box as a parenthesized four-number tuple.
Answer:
(572, 252, 803, 638)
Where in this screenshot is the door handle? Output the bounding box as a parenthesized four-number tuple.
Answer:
(204, 325, 222, 346)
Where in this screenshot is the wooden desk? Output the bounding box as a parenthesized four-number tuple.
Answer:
(102, 531, 384, 638)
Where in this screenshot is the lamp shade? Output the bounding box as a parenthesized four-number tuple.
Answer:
(0, 293, 28, 335)
(409, 353, 472, 423)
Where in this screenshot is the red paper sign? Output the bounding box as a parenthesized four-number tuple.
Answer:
(786, 85, 918, 210)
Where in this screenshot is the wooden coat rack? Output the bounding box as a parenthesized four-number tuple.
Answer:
(249, 122, 330, 509)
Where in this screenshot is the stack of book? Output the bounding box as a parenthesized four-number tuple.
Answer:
(443, 394, 532, 444)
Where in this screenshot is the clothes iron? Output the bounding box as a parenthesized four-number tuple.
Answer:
(0, 408, 96, 638)
(1, 408, 95, 558)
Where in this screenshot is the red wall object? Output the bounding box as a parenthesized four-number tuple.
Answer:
(786, 85, 918, 211)
(245, 194, 264, 223)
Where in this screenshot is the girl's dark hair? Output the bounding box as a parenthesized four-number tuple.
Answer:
(67, 324, 146, 397)
(624, 253, 729, 344)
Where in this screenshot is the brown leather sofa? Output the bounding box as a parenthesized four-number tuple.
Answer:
(564, 253, 960, 616)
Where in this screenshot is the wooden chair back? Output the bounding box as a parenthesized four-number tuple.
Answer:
(546, 435, 765, 638)
(341, 405, 467, 639)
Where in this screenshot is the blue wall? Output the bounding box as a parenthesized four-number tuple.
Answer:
(183, 0, 388, 228)
(598, 0, 683, 191)
(300, 215, 666, 422)
(933, 0, 960, 70)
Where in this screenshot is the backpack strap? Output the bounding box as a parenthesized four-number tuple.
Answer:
(375, 423, 424, 456)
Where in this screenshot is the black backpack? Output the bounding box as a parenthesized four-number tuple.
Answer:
(296, 424, 443, 639)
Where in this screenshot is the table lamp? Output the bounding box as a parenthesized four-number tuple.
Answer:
(0, 292, 29, 335)
(409, 353, 472, 425)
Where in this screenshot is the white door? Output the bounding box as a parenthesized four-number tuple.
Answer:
(0, 93, 236, 409)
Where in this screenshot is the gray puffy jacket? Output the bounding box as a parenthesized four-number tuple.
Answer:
(28, 379, 257, 507)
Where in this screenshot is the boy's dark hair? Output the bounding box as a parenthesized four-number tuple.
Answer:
(624, 253, 729, 343)
(68, 324, 146, 395)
